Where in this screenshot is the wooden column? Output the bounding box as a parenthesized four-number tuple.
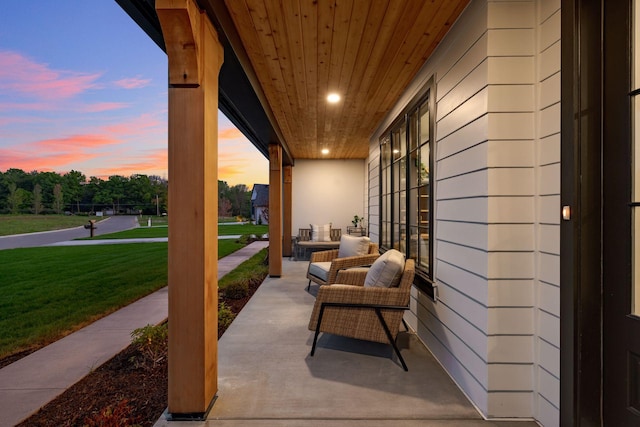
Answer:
(269, 144, 282, 277)
(283, 165, 292, 257)
(156, 0, 222, 418)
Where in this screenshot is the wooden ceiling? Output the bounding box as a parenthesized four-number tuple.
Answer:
(222, 0, 469, 160)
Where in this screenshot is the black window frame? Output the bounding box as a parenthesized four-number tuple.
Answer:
(379, 77, 435, 297)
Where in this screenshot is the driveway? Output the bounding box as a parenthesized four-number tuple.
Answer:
(0, 216, 139, 250)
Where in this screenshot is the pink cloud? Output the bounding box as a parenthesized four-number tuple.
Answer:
(0, 51, 101, 100)
(0, 147, 99, 172)
(0, 133, 121, 173)
(103, 113, 162, 136)
(0, 101, 61, 112)
(35, 134, 121, 150)
(84, 102, 129, 113)
(91, 149, 167, 178)
(114, 76, 151, 89)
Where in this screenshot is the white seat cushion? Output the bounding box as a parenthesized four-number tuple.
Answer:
(337, 234, 371, 258)
(308, 261, 332, 281)
(364, 249, 405, 288)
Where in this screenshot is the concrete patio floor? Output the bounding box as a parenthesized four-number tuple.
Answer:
(154, 259, 539, 427)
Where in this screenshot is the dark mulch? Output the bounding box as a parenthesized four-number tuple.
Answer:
(9, 275, 265, 427)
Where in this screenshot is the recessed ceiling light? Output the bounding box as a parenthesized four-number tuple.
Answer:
(327, 93, 340, 103)
(321, 148, 329, 155)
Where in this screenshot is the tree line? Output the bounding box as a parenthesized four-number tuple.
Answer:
(0, 168, 253, 218)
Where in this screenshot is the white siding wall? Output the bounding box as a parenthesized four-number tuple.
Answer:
(368, 0, 560, 424)
(535, 0, 561, 425)
(291, 159, 366, 234)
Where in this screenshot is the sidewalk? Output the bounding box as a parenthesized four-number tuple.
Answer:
(0, 240, 269, 427)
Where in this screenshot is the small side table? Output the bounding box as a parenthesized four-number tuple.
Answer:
(347, 226, 366, 236)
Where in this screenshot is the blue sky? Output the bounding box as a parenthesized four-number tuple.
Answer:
(0, 1, 268, 187)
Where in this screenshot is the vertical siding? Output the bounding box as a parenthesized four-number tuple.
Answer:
(367, 0, 560, 424)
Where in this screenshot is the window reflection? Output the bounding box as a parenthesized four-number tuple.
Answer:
(379, 95, 432, 277)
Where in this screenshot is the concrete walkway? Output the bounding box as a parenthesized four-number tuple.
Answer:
(0, 240, 269, 427)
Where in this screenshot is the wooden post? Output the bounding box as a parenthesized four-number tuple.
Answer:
(269, 144, 282, 277)
(283, 165, 292, 257)
(156, 0, 222, 418)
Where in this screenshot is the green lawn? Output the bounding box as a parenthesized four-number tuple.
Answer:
(0, 215, 100, 236)
(0, 238, 248, 358)
(0, 243, 168, 358)
(90, 223, 268, 239)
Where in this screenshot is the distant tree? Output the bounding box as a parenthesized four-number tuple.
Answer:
(84, 176, 103, 213)
(63, 170, 86, 213)
(149, 175, 168, 215)
(4, 168, 31, 191)
(229, 184, 250, 218)
(219, 197, 232, 217)
(53, 183, 63, 214)
(33, 183, 43, 214)
(218, 180, 230, 200)
(107, 175, 127, 213)
(7, 183, 21, 214)
(35, 171, 63, 208)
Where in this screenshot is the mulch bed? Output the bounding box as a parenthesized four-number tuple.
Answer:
(8, 276, 264, 427)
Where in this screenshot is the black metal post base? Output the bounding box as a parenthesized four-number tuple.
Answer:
(164, 395, 217, 422)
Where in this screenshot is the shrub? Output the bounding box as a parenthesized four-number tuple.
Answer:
(222, 279, 249, 299)
(130, 323, 168, 367)
(84, 399, 141, 427)
(219, 302, 235, 329)
(237, 234, 253, 245)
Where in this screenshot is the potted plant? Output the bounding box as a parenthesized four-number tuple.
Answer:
(352, 215, 362, 227)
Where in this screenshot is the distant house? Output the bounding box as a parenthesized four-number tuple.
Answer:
(251, 184, 268, 225)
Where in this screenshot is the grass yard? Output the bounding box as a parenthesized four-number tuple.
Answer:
(90, 223, 268, 239)
(0, 215, 98, 236)
(0, 238, 248, 358)
(217, 223, 268, 236)
(0, 243, 168, 358)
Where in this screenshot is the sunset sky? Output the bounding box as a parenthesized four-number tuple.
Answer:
(0, 1, 269, 187)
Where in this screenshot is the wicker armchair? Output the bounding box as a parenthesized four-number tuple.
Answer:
(306, 241, 379, 290)
(308, 257, 415, 370)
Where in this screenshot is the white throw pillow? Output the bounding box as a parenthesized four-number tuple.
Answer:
(310, 224, 331, 242)
(338, 234, 371, 258)
(364, 249, 405, 288)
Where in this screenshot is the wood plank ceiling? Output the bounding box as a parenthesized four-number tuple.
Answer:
(222, 0, 469, 160)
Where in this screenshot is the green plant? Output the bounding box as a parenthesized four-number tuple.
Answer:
(130, 323, 168, 367)
(83, 399, 141, 427)
(218, 248, 269, 290)
(352, 214, 362, 227)
(218, 302, 235, 329)
(237, 233, 252, 245)
(223, 279, 249, 299)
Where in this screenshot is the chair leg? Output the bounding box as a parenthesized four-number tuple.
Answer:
(374, 308, 408, 371)
(307, 280, 311, 291)
(402, 318, 409, 332)
(310, 305, 327, 356)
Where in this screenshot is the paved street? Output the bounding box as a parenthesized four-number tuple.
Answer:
(0, 216, 139, 250)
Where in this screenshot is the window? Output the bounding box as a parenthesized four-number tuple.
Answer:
(380, 79, 434, 295)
